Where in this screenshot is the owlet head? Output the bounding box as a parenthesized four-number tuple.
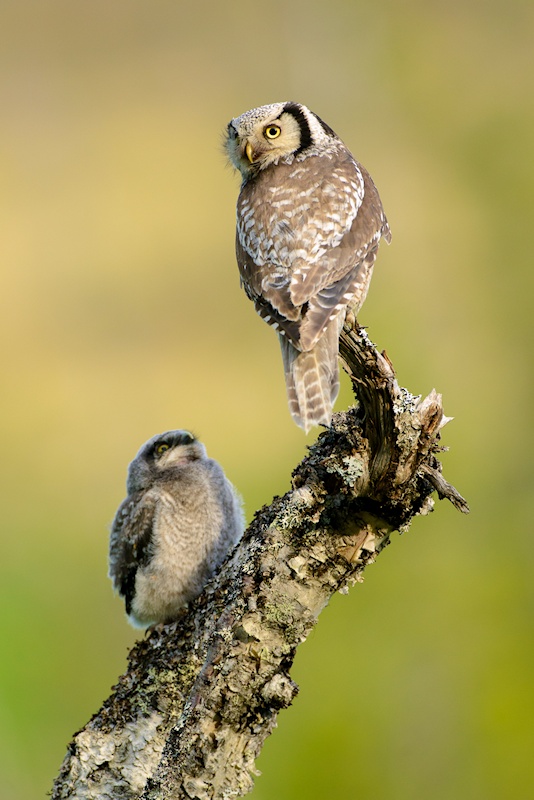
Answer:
(225, 101, 336, 178)
(126, 430, 206, 494)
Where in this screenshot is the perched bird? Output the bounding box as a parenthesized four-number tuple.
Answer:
(225, 102, 391, 433)
(109, 430, 244, 627)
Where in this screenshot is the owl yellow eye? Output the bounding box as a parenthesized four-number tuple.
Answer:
(264, 124, 281, 140)
(155, 442, 170, 456)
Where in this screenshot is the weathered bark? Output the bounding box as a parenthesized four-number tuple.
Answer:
(51, 322, 468, 800)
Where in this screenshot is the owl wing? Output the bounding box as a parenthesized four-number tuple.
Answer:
(290, 162, 390, 302)
(236, 155, 389, 352)
(109, 491, 157, 615)
(236, 235, 303, 344)
(236, 230, 301, 322)
(292, 163, 390, 351)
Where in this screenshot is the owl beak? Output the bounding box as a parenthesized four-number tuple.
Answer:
(245, 141, 255, 163)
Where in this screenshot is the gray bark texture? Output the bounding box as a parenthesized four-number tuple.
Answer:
(51, 321, 468, 800)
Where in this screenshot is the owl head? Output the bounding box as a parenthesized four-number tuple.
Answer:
(126, 430, 205, 494)
(226, 101, 338, 178)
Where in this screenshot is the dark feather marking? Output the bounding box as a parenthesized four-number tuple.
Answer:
(282, 102, 313, 154)
(122, 567, 138, 616)
(254, 297, 302, 347)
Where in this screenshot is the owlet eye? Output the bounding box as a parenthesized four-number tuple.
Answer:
(155, 442, 170, 456)
(181, 431, 194, 444)
(264, 124, 281, 140)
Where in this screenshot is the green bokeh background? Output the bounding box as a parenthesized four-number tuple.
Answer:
(1, 1, 532, 798)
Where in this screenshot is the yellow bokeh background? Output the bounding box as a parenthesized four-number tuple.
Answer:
(1, 2, 533, 798)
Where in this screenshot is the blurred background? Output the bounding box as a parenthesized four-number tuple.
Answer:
(1, 1, 532, 798)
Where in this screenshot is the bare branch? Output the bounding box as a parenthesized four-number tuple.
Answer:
(419, 463, 470, 514)
(51, 322, 467, 800)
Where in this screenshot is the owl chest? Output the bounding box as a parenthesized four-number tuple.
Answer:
(149, 486, 223, 569)
(148, 493, 201, 567)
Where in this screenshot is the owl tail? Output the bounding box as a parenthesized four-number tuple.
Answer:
(279, 315, 344, 434)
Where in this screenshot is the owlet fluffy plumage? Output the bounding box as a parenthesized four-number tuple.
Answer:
(108, 430, 244, 627)
(225, 101, 391, 433)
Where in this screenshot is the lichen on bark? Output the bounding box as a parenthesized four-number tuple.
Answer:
(51, 322, 468, 800)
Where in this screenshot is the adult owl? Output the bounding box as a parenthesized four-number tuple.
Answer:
(226, 101, 391, 433)
(109, 430, 244, 627)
